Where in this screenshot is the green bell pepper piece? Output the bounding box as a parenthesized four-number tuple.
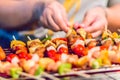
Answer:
(10, 68, 22, 79)
(58, 63, 72, 75)
(34, 66, 44, 76)
(92, 58, 102, 69)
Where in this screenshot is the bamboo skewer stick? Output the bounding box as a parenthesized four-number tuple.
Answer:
(0, 77, 10, 80)
(104, 24, 108, 33)
(12, 35, 16, 40)
(68, 71, 91, 78)
(41, 72, 60, 80)
(18, 72, 43, 80)
(27, 36, 32, 41)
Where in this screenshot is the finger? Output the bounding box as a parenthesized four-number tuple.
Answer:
(39, 12, 48, 28)
(53, 12, 69, 32)
(84, 20, 105, 33)
(47, 13, 60, 31)
(59, 5, 70, 28)
(74, 23, 86, 29)
(82, 12, 97, 26)
(39, 16, 45, 26)
(43, 11, 49, 27)
(91, 30, 102, 38)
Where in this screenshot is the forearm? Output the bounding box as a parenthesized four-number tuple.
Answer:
(0, 0, 52, 29)
(106, 4, 120, 32)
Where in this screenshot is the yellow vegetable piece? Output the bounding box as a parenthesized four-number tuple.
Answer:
(102, 31, 109, 39)
(112, 32, 119, 39)
(77, 28, 86, 39)
(100, 50, 111, 66)
(11, 40, 26, 48)
(77, 56, 88, 67)
(39, 58, 55, 69)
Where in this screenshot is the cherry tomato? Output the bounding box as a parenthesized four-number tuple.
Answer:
(18, 52, 31, 60)
(58, 47, 68, 54)
(88, 46, 94, 49)
(100, 45, 108, 50)
(53, 54, 61, 61)
(47, 50, 60, 61)
(72, 44, 85, 56)
(47, 50, 56, 57)
(6, 53, 18, 62)
(82, 48, 88, 56)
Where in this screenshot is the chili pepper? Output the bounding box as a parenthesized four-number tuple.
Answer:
(58, 63, 72, 75)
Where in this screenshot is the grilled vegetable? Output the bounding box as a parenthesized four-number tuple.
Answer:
(91, 58, 102, 69)
(34, 66, 44, 76)
(0, 46, 6, 60)
(58, 63, 72, 75)
(10, 67, 22, 78)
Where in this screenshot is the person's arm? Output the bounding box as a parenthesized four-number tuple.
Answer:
(106, 4, 120, 32)
(75, 2, 120, 37)
(0, 0, 52, 29)
(0, 0, 69, 32)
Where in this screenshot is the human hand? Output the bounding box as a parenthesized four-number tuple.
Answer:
(39, 0, 70, 32)
(75, 7, 108, 37)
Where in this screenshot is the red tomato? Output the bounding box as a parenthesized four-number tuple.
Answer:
(6, 53, 18, 62)
(52, 54, 61, 62)
(79, 37, 84, 41)
(18, 52, 31, 60)
(88, 46, 94, 50)
(47, 50, 60, 61)
(100, 45, 108, 50)
(72, 44, 85, 56)
(47, 50, 56, 57)
(82, 48, 88, 56)
(58, 47, 68, 54)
